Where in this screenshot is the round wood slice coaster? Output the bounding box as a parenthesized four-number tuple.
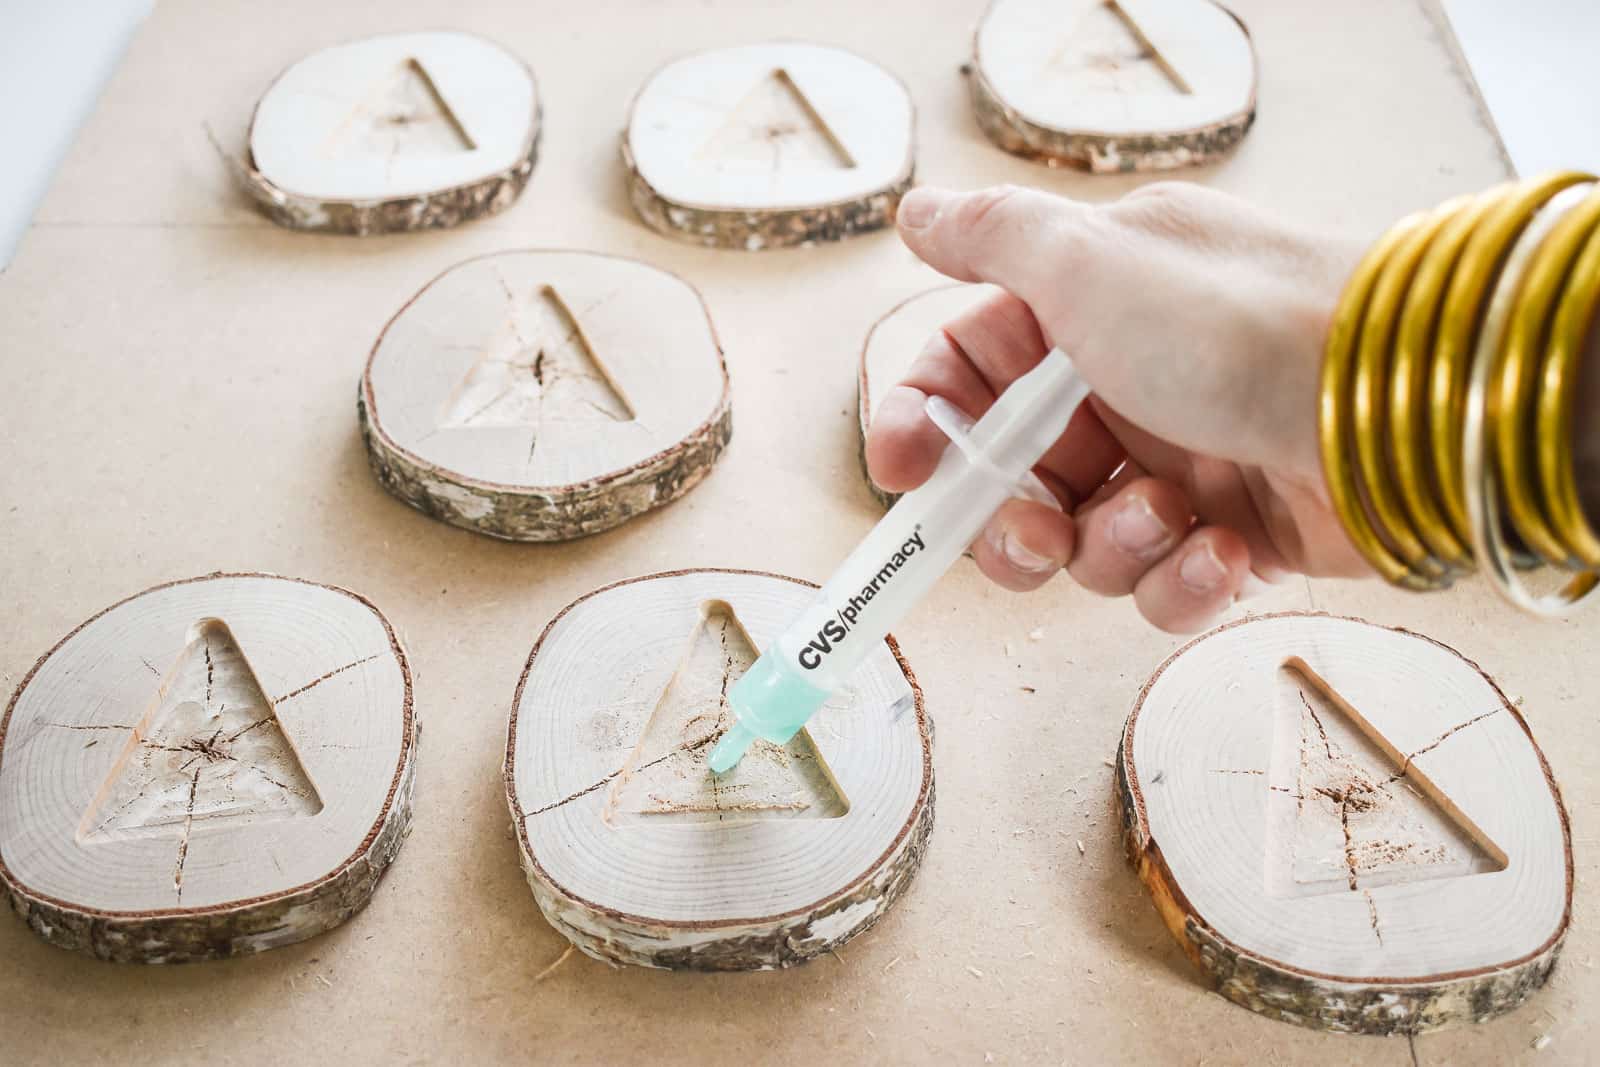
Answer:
(360, 250, 732, 541)
(1115, 612, 1571, 1034)
(0, 574, 415, 963)
(857, 284, 999, 507)
(970, 0, 1257, 173)
(624, 43, 915, 250)
(244, 31, 540, 234)
(506, 569, 934, 970)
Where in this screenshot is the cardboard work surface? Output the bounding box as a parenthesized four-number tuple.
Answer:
(0, 0, 1592, 1063)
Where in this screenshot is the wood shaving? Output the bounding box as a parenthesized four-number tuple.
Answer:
(534, 944, 576, 982)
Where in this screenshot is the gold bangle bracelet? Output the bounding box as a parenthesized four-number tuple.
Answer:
(1321, 169, 1600, 614)
(1417, 186, 1515, 550)
(1390, 194, 1486, 569)
(1432, 172, 1591, 541)
(1320, 212, 1444, 589)
(1538, 215, 1600, 568)
(1464, 183, 1600, 614)
(1353, 201, 1460, 579)
(1494, 185, 1600, 568)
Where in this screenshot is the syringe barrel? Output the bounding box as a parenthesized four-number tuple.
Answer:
(727, 351, 1088, 746)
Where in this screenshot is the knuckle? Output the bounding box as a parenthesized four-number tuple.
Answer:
(954, 184, 1028, 240)
(1111, 181, 1217, 236)
(1124, 180, 1195, 203)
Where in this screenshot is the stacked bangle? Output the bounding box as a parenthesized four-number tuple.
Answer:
(1321, 171, 1600, 614)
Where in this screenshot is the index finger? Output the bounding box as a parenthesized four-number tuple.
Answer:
(864, 290, 1125, 498)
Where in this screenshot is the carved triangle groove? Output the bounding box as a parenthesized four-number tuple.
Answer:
(604, 600, 848, 826)
(1049, 1, 1191, 96)
(438, 282, 634, 434)
(79, 619, 322, 848)
(328, 56, 476, 160)
(1263, 658, 1506, 899)
(695, 68, 856, 170)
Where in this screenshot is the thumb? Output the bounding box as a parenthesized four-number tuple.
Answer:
(896, 185, 1090, 310)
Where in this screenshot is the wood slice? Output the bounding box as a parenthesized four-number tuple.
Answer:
(505, 569, 933, 970)
(359, 250, 732, 541)
(970, 0, 1257, 173)
(1115, 612, 1571, 1034)
(857, 284, 999, 506)
(243, 32, 540, 234)
(623, 43, 915, 249)
(0, 574, 415, 963)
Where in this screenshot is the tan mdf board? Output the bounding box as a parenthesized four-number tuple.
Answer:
(624, 43, 916, 250)
(244, 31, 540, 234)
(506, 569, 933, 970)
(1115, 613, 1570, 1035)
(360, 250, 731, 541)
(971, 0, 1257, 173)
(857, 284, 1001, 506)
(0, 574, 415, 963)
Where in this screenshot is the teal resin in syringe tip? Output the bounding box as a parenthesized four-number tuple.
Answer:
(708, 349, 1092, 773)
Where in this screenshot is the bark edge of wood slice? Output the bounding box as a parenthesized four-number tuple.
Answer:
(969, 0, 1257, 173)
(359, 249, 732, 541)
(243, 31, 540, 235)
(623, 42, 916, 249)
(0, 573, 417, 963)
(857, 284, 1002, 507)
(505, 568, 934, 970)
(1114, 611, 1571, 1034)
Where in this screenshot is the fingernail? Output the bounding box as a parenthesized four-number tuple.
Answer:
(1179, 543, 1228, 593)
(898, 189, 945, 230)
(992, 527, 1057, 575)
(1110, 497, 1173, 561)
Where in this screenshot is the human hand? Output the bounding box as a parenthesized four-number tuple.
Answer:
(865, 182, 1372, 632)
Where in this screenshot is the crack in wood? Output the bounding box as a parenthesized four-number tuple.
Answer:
(1300, 689, 1335, 760)
(249, 765, 307, 798)
(1337, 789, 1360, 891)
(273, 654, 381, 705)
(222, 717, 272, 745)
(173, 767, 201, 900)
(710, 620, 734, 822)
(86, 791, 152, 838)
(1364, 888, 1384, 946)
(520, 731, 721, 820)
(492, 266, 520, 320)
(1388, 707, 1504, 781)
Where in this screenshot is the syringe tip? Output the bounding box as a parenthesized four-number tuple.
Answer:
(707, 722, 757, 774)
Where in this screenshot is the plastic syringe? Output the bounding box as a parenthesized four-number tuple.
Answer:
(708, 348, 1091, 773)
